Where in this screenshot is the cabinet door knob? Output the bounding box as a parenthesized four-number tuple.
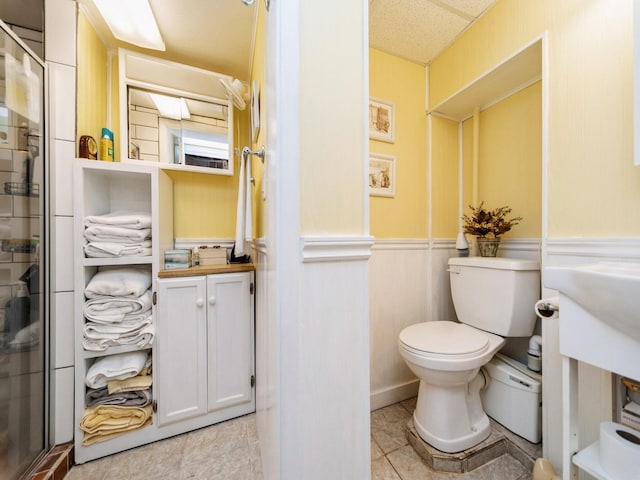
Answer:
(209, 296, 216, 305)
(196, 298, 204, 307)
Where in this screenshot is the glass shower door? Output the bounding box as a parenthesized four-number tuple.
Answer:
(0, 22, 46, 479)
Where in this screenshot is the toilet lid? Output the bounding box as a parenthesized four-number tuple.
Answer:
(399, 321, 490, 357)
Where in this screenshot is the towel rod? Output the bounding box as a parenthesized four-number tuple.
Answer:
(241, 0, 270, 11)
(242, 146, 265, 163)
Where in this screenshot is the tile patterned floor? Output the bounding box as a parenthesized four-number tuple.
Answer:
(65, 397, 538, 479)
(65, 413, 262, 480)
(371, 398, 537, 480)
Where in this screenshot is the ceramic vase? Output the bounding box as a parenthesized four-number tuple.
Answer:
(476, 237, 500, 257)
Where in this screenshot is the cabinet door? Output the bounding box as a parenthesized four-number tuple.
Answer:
(206, 272, 254, 412)
(156, 277, 207, 425)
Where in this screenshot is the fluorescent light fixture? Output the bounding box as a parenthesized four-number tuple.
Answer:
(93, 0, 165, 51)
(150, 93, 190, 120)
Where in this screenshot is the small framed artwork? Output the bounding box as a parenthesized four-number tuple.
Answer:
(251, 80, 261, 143)
(369, 97, 395, 143)
(369, 153, 396, 197)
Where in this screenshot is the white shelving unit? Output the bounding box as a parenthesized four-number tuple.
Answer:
(72, 160, 256, 463)
(73, 160, 173, 463)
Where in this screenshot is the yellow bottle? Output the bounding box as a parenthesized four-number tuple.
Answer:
(100, 128, 114, 161)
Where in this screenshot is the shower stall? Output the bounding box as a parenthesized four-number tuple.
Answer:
(0, 20, 48, 479)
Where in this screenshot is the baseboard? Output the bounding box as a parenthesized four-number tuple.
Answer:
(370, 380, 419, 411)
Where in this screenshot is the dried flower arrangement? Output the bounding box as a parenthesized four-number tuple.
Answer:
(462, 202, 522, 239)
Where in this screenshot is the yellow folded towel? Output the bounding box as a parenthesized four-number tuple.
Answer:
(107, 374, 152, 394)
(80, 404, 153, 446)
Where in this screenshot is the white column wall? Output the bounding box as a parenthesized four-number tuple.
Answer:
(44, 0, 76, 445)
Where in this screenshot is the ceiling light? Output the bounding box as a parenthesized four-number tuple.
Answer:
(150, 93, 190, 120)
(93, 0, 165, 51)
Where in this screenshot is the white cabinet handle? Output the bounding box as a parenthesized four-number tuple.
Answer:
(196, 298, 204, 308)
(209, 296, 216, 305)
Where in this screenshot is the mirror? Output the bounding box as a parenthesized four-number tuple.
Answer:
(128, 87, 231, 174)
(119, 49, 235, 176)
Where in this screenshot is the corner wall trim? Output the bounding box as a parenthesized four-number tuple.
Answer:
(300, 235, 374, 263)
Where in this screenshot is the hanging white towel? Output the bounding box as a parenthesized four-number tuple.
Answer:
(234, 150, 253, 256)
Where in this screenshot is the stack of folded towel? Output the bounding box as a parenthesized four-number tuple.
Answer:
(83, 267, 154, 352)
(84, 211, 152, 258)
(81, 350, 153, 445)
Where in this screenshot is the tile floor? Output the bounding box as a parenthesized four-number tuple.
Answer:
(65, 397, 539, 480)
(371, 398, 538, 480)
(65, 413, 262, 480)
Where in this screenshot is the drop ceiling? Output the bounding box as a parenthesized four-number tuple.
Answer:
(79, 0, 495, 82)
(369, 0, 496, 65)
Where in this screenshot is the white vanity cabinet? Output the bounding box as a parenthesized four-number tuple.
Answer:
(155, 269, 255, 428)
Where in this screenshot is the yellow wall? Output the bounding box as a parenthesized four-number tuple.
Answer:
(369, 48, 427, 238)
(299, 0, 367, 235)
(169, 106, 250, 239)
(430, 116, 459, 238)
(76, 11, 108, 152)
(250, 0, 267, 239)
(431, 0, 640, 237)
(460, 82, 542, 239)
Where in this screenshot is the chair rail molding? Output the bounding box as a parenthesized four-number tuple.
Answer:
(546, 237, 640, 259)
(300, 235, 374, 263)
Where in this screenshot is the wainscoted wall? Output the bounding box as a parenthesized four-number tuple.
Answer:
(541, 238, 640, 469)
(369, 240, 428, 410)
(369, 238, 541, 412)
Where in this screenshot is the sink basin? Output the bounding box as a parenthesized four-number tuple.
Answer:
(544, 262, 640, 343)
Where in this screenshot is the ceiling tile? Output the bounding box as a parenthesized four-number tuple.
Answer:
(370, 0, 471, 65)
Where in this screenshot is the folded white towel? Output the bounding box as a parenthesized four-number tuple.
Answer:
(84, 290, 153, 323)
(84, 268, 151, 299)
(83, 319, 154, 352)
(84, 240, 152, 258)
(85, 350, 150, 388)
(84, 315, 151, 336)
(84, 211, 152, 230)
(84, 225, 151, 243)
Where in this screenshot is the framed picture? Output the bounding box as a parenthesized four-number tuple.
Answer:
(369, 153, 396, 197)
(369, 97, 395, 143)
(251, 80, 260, 143)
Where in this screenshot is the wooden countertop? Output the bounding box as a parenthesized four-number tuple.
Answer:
(158, 263, 255, 278)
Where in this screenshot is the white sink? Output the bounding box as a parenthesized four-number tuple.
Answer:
(544, 262, 640, 343)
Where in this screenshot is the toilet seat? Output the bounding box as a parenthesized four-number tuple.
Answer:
(399, 321, 490, 358)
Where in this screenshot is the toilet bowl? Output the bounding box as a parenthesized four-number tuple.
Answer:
(399, 321, 505, 452)
(398, 256, 540, 453)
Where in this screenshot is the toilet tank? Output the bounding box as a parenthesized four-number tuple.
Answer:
(448, 257, 540, 337)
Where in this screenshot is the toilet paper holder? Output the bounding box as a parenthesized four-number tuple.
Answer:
(537, 302, 558, 313)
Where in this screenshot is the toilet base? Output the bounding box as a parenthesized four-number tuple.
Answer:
(413, 410, 491, 453)
(412, 374, 491, 453)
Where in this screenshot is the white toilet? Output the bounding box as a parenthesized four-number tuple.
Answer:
(398, 256, 540, 453)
